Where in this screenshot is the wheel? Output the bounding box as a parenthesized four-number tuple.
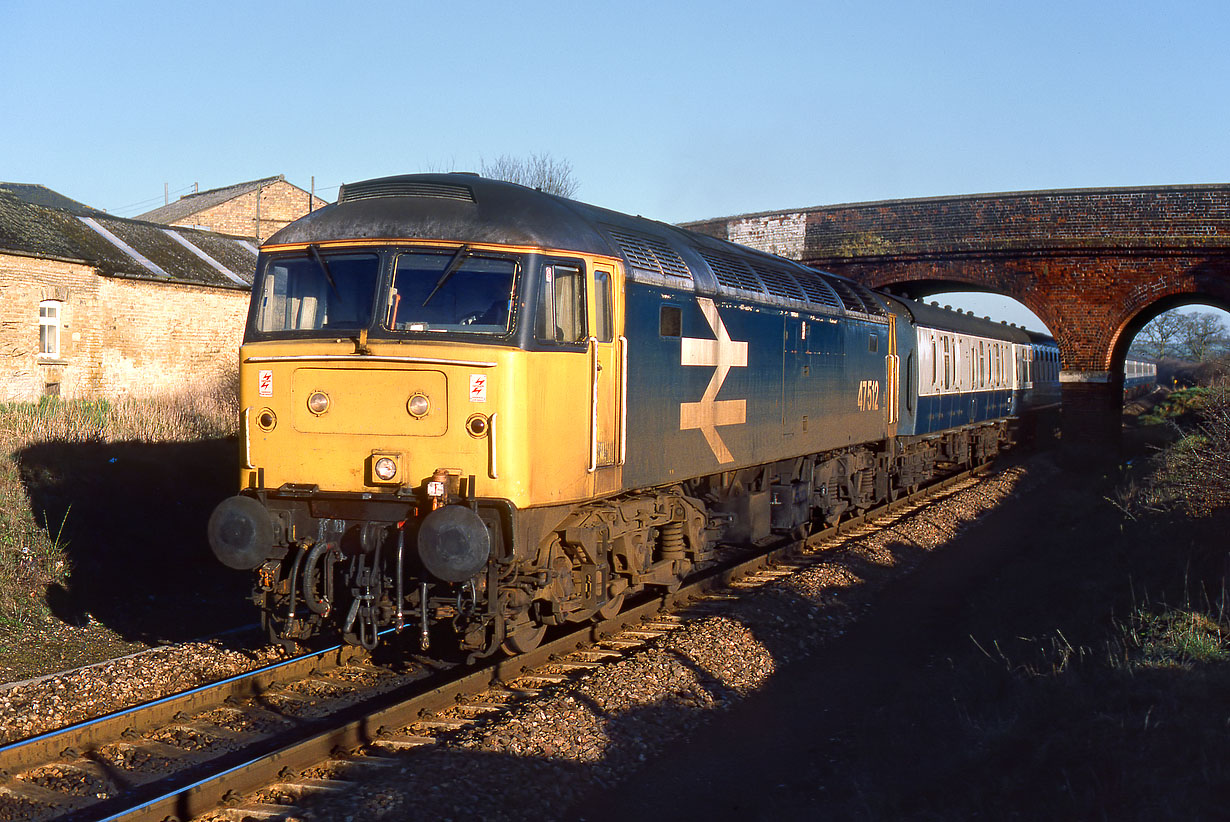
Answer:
(501, 621, 547, 655)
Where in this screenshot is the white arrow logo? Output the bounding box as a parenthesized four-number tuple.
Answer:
(679, 297, 748, 463)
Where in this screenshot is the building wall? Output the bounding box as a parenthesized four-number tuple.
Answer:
(0, 251, 249, 402)
(93, 277, 248, 396)
(171, 180, 327, 241)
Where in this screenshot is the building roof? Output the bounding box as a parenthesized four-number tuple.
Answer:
(135, 175, 287, 225)
(0, 190, 255, 290)
(0, 182, 105, 216)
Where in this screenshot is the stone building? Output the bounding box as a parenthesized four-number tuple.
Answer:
(137, 175, 328, 242)
(0, 184, 255, 401)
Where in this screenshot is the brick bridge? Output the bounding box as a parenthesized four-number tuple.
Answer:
(684, 184, 1230, 459)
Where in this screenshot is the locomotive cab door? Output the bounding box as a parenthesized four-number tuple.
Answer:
(885, 313, 900, 434)
(587, 264, 625, 486)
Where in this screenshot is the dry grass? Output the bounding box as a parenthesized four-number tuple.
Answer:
(0, 378, 237, 626)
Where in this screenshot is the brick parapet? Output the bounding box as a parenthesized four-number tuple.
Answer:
(686, 184, 1230, 261)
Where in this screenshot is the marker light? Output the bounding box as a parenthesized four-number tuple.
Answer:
(373, 457, 398, 481)
(307, 391, 330, 415)
(407, 394, 430, 418)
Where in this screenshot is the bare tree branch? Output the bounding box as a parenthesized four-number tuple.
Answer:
(479, 153, 579, 198)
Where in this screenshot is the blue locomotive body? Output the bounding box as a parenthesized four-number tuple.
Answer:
(621, 280, 897, 488)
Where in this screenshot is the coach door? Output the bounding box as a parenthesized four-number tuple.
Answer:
(588, 264, 625, 482)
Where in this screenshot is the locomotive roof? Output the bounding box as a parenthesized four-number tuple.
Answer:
(267, 174, 890, 321)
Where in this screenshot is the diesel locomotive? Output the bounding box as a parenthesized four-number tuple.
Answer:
(207, 173, 1101, 659)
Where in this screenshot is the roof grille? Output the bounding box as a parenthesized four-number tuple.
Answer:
(338, 180, 476, 203)
(695, 248, 765, 294)
(821, 273, 884, 315)
(607, 228, 692, 279)
(793, 269, 844, 311)
(749, 263, 806, 301)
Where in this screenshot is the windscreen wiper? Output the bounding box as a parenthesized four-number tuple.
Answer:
(308, 243, 342, 302)
(421, 244, 471, 307)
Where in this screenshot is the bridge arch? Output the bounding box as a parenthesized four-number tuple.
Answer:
(1108, 285, 1230, 371)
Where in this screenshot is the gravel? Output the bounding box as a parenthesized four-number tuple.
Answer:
(0, 640, 280, 746)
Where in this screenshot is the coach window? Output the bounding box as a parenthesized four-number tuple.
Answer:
(536, 262, 587, 343)
(39, 300, 61, 359)
(942, 336, 952, 390)
(930, 336, 937, 387)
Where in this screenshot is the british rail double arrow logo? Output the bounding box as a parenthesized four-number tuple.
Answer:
(679, 297, 749, 463)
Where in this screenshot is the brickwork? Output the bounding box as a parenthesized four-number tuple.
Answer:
(0, 251, 247, 401)
(169, 179, 326, 241)
(92, 276, 247, 396)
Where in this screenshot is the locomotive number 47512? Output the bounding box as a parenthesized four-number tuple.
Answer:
(857, 379, 881, 411)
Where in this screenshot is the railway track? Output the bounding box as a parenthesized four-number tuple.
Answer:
(0, 466, 989, 822)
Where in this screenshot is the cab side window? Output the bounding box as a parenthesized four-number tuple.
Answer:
(536, 263, 587, 343)
(594, 269, 613, 343)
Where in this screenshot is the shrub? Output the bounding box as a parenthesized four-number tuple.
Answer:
(1142, 381, 1230, 516)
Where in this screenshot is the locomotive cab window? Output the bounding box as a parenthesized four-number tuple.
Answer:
(254, 251, 381, 333)
(868, 332, 878, 353)
(535, 262, 587, 344)
(594, 269, 614, 343)
(387, 250, 517, 334)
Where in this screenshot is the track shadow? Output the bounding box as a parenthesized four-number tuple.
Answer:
(17, 437, 252, 643)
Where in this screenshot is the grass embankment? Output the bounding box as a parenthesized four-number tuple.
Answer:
(823, 384, 1230, 819)
(0, 384, 237, 633)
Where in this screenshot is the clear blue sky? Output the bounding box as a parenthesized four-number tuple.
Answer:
(3, 0, 1228, 331)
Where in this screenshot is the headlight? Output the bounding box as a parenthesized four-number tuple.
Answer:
(256, 409, 277, 431)
(407, 393, 430, 418)
(466, 414, 489, 437)
(373, 456, 398, 481)
(307, 391, 330, 415)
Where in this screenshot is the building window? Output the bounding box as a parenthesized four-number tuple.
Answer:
(39, 300, 61, 359)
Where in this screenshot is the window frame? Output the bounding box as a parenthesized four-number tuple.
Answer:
(386, 249, 520, 336)
(39, 299, 62, 360)
(534, 259, 589, 348)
